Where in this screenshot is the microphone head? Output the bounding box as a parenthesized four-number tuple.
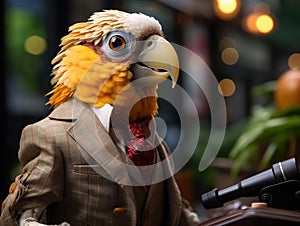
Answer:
(201, 188, 222, 209)
(201, 158, 300, 209)
(272, 158, 300, 181)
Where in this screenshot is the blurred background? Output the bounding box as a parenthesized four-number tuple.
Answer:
(1, 0, 300, 218)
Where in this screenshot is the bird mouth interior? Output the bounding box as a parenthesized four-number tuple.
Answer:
(128, 62, 170, 84)
(137, 62, 167, 73)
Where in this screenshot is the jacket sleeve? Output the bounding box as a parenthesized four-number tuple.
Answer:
(0, 123, 64, 225)
(179, 198, 201, 226)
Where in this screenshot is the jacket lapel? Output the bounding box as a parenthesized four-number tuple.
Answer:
(49, 99, 139, 200)
(165, 175, 183, 226)
(49, 99, 182, 225)
(141, 140, 182, 226)
(156, 142, 183, 226)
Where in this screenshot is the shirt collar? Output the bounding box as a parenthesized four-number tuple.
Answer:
(90, 103, 113, 132)
(90, 104, 156, 143)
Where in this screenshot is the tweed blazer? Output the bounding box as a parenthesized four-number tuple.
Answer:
(0, 98, 195, 226)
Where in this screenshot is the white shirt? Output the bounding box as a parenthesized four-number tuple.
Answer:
(89, 103, 157, 148)
(89, 105, 200, 225)
(90, 103, 113, 132)
(90, 103, 129, 152)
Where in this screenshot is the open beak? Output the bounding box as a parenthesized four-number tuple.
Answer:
(131, 35, 179, 88)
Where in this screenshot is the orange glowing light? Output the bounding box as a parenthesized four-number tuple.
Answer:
(244, 13, 274, 35)
(217, 0, 237, 14)
(288, 53, 300, 70)
(214, 0, 241, 20)
(256, 14, 274, 34)
(218, 78, 236, 97)
(221, 47, 239, 65)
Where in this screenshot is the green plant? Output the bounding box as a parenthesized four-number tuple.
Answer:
(229, 81, 300, 176)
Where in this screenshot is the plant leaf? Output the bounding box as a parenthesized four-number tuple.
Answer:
(259, 142, 277, 169)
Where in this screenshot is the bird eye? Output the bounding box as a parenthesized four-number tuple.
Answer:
(103, 31, 135, 60)
(109, 35, 126, 51)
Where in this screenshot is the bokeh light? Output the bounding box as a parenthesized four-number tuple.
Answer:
(221, 47, 239, 65)
(242, 2, 275, 35)
(24, 35, 47, 55)
(219, 36, 236, 51)
(218, 78, 236, 97)
(256, 14, 274, 34)
(217, 0, 238, 14)
(254, 2, 271, 14)
(243, 13, 274, 35)
(213, 0, 241, 20)
(244, 13, 259, 33)
(288, 53, 300, 70)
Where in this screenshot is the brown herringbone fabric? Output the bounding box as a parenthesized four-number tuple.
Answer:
(0, 98, 197, 226)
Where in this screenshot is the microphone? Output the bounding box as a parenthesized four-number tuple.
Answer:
(201, 158, 300, 209)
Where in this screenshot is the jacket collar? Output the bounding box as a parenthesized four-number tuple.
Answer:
(48, 98, 85, 121)
(48, 98, 182, 225)
(48, 98, 149, 184)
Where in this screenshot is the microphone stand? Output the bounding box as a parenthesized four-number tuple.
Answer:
(258, 179, 300, 210)
(201, 158, 300, 210)
(199, 158, 300, 226)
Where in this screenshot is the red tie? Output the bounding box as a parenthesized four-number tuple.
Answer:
(126, 117, 156, 166)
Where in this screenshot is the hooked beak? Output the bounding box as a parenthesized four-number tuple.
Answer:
(131, 35, 179, 88)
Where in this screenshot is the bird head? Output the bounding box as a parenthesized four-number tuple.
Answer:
(47, 10, 179, 122)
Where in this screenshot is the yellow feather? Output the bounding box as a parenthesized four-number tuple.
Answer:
(69, 22, 86, 30)
(74, 93, 98, 104)
(98, 95, 115, 105)
(113, 84, 128, 94)
(94, 101, 105, 108)
(101, 85, 112, 94)
(118, 71, 129, 78)
(46, 84, 74, 108)
(103, 78, 115, 88)
(111, 75, 126, 82)
(76, 85, 98, 98)
(48, 10, 161, 121)
(48, 43, 134, 108)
